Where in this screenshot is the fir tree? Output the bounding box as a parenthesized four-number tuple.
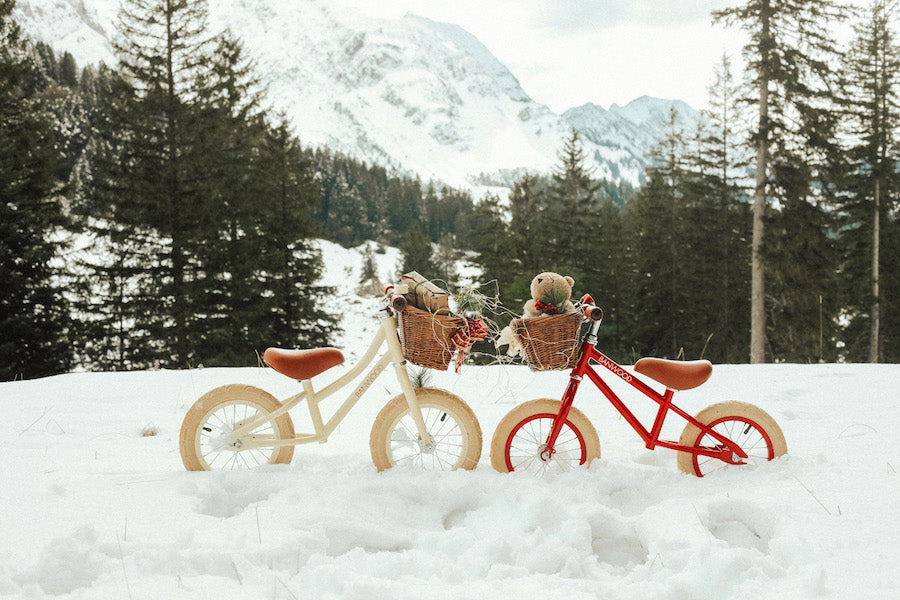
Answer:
(360, 243, 378, 285)
(546, 129, 600, 277)
(433, 234, 459, 290)
(627, 109, 691, 358)
(837, 0, 900, 362)
(59, 51, 78, 87)
(75, 0, 219, 368)
(0, 0, 72, 379)
(255, 119, 337, 350)
(714, 0, 847, 362)
(191, 31, 270, 365)
(691, 54, 753, 362)
(399, 221, 436, 276)
(508, 173, 549, 279)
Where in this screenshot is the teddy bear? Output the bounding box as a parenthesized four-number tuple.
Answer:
(523, 272, 577, 317)
(497, 272, 577, 356)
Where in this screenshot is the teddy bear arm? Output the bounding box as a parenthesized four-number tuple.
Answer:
(523, 300, 541, 318)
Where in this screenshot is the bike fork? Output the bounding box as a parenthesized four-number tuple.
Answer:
(393, 362, 434, 450)
(544, 373, 583, 459)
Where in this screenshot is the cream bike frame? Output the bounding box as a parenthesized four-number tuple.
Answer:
(179, 299, 483, 472)
(229, 311, 432, 451)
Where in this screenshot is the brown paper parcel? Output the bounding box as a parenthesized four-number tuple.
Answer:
(400, 271, 450, 314)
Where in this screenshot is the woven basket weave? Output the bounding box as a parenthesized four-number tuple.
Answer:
(398, 305, 466, 370)
(513, 312, 583, 371)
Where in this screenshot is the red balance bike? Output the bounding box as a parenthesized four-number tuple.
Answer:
(490, 298, 787, 477)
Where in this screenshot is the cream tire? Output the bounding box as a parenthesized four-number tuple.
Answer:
(369, 388, 482, 472)
(677, 401, 787, 477)
(180, 384, 295, 471)
(490, 398, 601, 473)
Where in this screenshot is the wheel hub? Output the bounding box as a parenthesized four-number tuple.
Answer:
(538, 443, 554, 462)
(417, 435, 435, 454)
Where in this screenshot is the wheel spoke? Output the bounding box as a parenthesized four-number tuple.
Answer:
(691, 413, 776, 476)
(506, 414, 587, 474)
(385, 405, 470, 470)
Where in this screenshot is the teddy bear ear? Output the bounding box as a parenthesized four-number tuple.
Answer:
(565, 276, 574, 286)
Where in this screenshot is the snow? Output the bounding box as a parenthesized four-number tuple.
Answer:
(2, 241, 898, 599)
(2, 235, 899, 599)
(2, 359, 898, 599)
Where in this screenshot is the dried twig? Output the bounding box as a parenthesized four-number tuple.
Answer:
(19, 407, 50, 435)
(793, 476, 832, 515)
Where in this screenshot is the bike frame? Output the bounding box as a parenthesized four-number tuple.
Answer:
(226, 309, 433, 451)
(545, 319, 749, 465)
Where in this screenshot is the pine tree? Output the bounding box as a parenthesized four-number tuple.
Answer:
(399, 221, 436, 277)
(466, 195, 512, 290)
(546, 129, 601, 278)
(592, 194, 628, 358)
(0, 0, 72, 379)
(191, 32, 271, 365)
(837, 0, 900, 362)
(59, 51, 78, 87)
(359, 243, 379, 293)
(714, 0, 847, 362)
(255, 119, 337, 351)
(691, 54, 753, 362)
(75, 0, 219, 368)
(626, 112, 689, 358)
(433, 234, 459, 290)
(508, 173, 549, 278)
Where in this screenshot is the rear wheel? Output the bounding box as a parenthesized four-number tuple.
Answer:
(490, 398, 600, 474)
(369, 388, 482, 472)
(677, 401, 786, 477)
(180, 385, 295, 471)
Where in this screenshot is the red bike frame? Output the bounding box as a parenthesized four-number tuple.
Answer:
(544, 314, 749, 465)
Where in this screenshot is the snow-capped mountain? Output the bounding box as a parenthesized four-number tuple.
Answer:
(13, 0, 699, 188)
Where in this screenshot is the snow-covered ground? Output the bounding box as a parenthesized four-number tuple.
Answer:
(2, 242, 898, 598)
(2, 360, 898, 599)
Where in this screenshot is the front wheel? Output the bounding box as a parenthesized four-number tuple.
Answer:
(180, 384, 295, 471)
(490, 398, 601, 474)
(369, 388, 482, 472)
(677, 401, 787, 477)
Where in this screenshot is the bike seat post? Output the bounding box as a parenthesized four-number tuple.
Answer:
(647, 388, 675, 449)
(302, 379, 327, 441)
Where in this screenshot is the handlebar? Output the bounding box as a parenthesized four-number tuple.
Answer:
(583, 305, 604, 321)
(389, 294, 407, 311)
(577, 294, 604, 322)
(382, 283, 409, 312)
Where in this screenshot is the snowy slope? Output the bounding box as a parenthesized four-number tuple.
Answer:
(13, 0, 699, 188)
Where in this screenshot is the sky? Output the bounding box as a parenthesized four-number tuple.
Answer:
(342, 0, 747, 112)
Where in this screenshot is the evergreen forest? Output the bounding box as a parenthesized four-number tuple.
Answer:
(2, 0, 899, 380)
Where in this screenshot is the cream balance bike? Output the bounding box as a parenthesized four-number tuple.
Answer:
(179, 295, 482, 472)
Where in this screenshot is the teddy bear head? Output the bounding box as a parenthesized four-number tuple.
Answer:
(525, 272, 576, 316)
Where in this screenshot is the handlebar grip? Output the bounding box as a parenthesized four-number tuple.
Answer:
(390, 294, 407, 311)
(584, 305, 604, 321)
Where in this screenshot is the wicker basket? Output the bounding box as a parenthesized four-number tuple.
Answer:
(513, 312, 583, 371)
(397, 305, 467, 370)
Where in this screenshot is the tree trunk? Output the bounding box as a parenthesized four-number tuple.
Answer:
(750, 93, 769, 363)
(750, 10, 771, 364)
(869, 178, 880, 362)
